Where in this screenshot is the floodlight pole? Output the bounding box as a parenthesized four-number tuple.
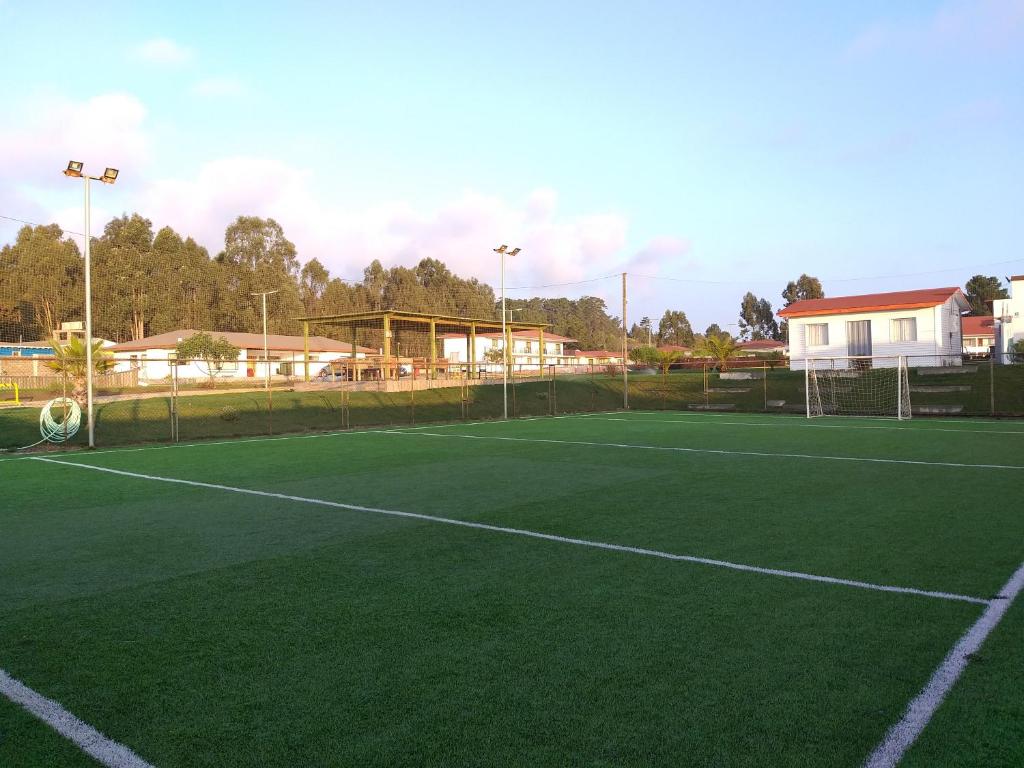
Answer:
(83, 176, 95, 447)
(64, 162, 117, 448)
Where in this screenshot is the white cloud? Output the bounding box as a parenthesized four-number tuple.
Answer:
(139, 155, 661, 299)
(192, 76, 247, 98)
(133, 38, 194, 66)
(0, 92, 150, 183)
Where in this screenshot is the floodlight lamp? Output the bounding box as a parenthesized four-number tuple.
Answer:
(64, 160, 84, 178)
(508, 247, 521, 257)
(493, 244, 508, 254)
(100, 168, 119, 184)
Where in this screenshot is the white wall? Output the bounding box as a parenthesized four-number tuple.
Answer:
(788, 297, 964, 370)
(993, 277, 1024, 359)
(116, 348, 361, 381)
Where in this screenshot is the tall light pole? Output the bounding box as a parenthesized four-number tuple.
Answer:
(63, 161, 118, 448)
(494, 245, 520, 419)
(251, 290, 279, 390)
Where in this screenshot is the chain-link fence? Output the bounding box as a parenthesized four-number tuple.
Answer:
(4, 351, 1022, 451)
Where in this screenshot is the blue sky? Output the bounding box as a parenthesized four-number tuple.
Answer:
(1, 0, 1022, 329)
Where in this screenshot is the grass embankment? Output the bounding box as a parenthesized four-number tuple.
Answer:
(2, 366, 1022, 450)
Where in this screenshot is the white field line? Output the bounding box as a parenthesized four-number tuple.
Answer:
(382, 430, 1024, 471)
(0, 411, 617, 463)
(32, 457, 988, 606)
(588, 416, 1024, 436)
(615, 410, 1023, 428)
(863, 561, 1024, 768)
(0, 668, 155, 768)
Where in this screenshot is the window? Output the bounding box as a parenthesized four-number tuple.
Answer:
(806, 323, 829, 346)
(891, 317, 917, 342)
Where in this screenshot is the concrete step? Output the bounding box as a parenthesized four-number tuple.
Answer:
(705, 387, 751, 393)
(916, 366, 977, 376)
(913, 404, 965, 415)
(688, 403, 737, 411)
(910, 385, 972, 393)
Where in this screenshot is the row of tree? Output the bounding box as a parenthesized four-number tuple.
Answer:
(1, 212, 1012, 354)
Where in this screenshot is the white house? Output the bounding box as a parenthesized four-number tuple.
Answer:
(779, 287, 970, 370)
(962, 316, 996, 357)
(111, 329, 374, 381)
(441, 330, 578, 371)
(992, 275, 1024, 362)
(573, 349, 624, 366)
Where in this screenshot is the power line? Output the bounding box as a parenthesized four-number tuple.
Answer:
(505, 274, 620, 291)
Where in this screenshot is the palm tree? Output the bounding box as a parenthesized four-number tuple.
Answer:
(653, 348, 682, 379)
(45, 337, 116, 412)
(696, 334, 739, 371)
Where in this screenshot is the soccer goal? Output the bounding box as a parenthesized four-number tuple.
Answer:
(805, 356, 912, 419)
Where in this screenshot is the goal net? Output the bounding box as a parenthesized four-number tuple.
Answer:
(805, 356, 911, 419)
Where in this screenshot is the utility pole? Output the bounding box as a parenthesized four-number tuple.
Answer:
(251, 290, 279, 390)
(622, 272, 628, 410)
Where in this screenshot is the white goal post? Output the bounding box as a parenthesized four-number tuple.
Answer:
(805, 356, 912, 420)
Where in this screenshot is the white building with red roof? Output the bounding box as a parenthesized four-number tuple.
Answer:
(961, 316, 996, 357)
(778, 287, 970, 370)
(111, 329, 375, 381)
(993, 276, 1024, 362)
(440, 329, 578, 371)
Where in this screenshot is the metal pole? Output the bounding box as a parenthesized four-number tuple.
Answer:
(502, 250, 507, 419)
(990, 352, 995, 416)
(83, 176, 95, 448)
(262, 292, 269, 391)
(622, 272, 628, 410)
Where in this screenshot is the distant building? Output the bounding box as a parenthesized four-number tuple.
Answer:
(111, 330, 374, 381)
(573, 349, 623, 366)
(735, 339, 786, 355)
(441, 330, 578, 371)
(992, 275, 1024, 362)
(961, 316, 996, 357)
(779, 287, 970, 370)
(656, 344, 693, 357)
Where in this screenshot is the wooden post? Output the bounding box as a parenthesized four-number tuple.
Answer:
(429, 318, 437, 380)
(302, 321, 310, 382)
(382, 313, 391, 380)
(538, 328, 545, 372)
(469, 323, 477, 379)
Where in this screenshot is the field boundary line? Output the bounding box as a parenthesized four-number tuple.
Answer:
(32, 457, 988, 606)
(383, 430, 1024, 471)
(863, 560, 1024, 768)
(590, 417, 1024, 436)
(0, 411, 618, 463)
(0, 668, 155, 768)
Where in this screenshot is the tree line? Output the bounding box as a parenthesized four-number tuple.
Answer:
(1, 212, 1011, 353)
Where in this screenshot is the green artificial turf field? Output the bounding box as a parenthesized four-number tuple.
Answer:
(1, 411, 1022, 767)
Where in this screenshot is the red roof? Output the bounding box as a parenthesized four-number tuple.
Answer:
(778, 287, 965, 318)
(1010, 275, 1024, 281)
(962, 316, 996, 337)
(736, 339, 785, 350)
(111, 329, 376, 354)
